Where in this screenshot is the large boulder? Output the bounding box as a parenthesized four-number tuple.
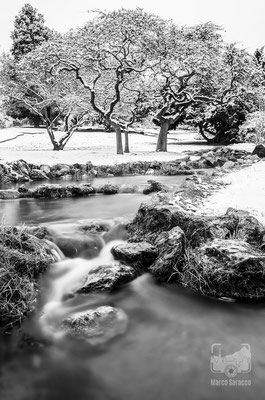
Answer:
(78, 262, 138, 293)
(127, 200, 212, 246)
(149, 227, 185, 281)
(61, 306, 128, 344)
(252, 144, 265, 158)
(52, 232, 104, 259)
(128, 201, 265, 248)
(111, 242, 157, 268)
(181, 239, 265, 300)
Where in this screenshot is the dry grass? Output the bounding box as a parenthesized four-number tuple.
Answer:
(0, 225, 55, 332)
(178, 247, 236, 298)
(178, 246, 265, 300)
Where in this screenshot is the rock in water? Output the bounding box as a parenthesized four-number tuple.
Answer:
(52, 233, 104, 259)
(78, 262, 137, 293)
(111, 242, 157, 268)
(143, 180, 169, 195)
(149, 227, 185, 281)
(0, 189, 20, 200)
(252, 144, 265, 158)
(62, 306, 128, 344)
(95, 184, 119, 195)
(30, 183, 95, 198)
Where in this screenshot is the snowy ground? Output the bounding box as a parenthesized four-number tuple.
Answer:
(0, 126, 222, 166)
(197, 160, 265, 224)
(0, 126, 255, 166)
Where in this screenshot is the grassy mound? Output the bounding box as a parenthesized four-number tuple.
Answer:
(0, 225, 56, 331)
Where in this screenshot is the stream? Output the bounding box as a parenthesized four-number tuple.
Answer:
(0, 175, 185, 225)
(0, 174, 264, 400)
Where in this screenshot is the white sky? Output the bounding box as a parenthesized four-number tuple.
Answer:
(0, 0, 264, 53)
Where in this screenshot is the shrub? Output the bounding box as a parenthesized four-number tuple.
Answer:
(238, 111, 265, 143)
(0, 112, 13, 129)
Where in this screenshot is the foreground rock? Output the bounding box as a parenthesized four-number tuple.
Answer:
(181, 239, 265, 301)
(127, 197, 265, 300)
(111, 242, 157, 268)
(62, 306, 128, 344)
(149, 227, 185, 281)
(77, 262, 138, 293)
(127, 200, 265, 248)
(127, 200, 213, 246)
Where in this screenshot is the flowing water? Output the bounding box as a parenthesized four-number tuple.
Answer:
(0, 175, 185, 225)
(0, 175, 264, 400)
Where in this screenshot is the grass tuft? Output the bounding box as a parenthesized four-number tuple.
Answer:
(0, 225, 56, 332)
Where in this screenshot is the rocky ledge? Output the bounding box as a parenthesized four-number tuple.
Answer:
(123, 199, 265, 301)
(0, 145, 262, 184)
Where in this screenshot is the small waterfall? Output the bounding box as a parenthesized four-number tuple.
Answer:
(39, 239, 125, 338)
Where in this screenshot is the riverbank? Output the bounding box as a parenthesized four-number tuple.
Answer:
(0, 145, 258, 186)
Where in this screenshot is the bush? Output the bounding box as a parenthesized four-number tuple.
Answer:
(237, 111, 265, 143)
(0, 112, 13, 129)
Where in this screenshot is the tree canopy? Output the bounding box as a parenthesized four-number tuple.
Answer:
(1, 6, 265, 151)
(11, 3, 51, 60)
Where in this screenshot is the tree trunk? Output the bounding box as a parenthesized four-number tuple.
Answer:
(124, 131, 130, 153)
(33, 119, 40, 128)
(156, 121, 170, 152)
(44, 123, 62, 151)
(53, 142, 63, 151)
(111, 121, 123, 154)
(199, 123, 232, 145)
